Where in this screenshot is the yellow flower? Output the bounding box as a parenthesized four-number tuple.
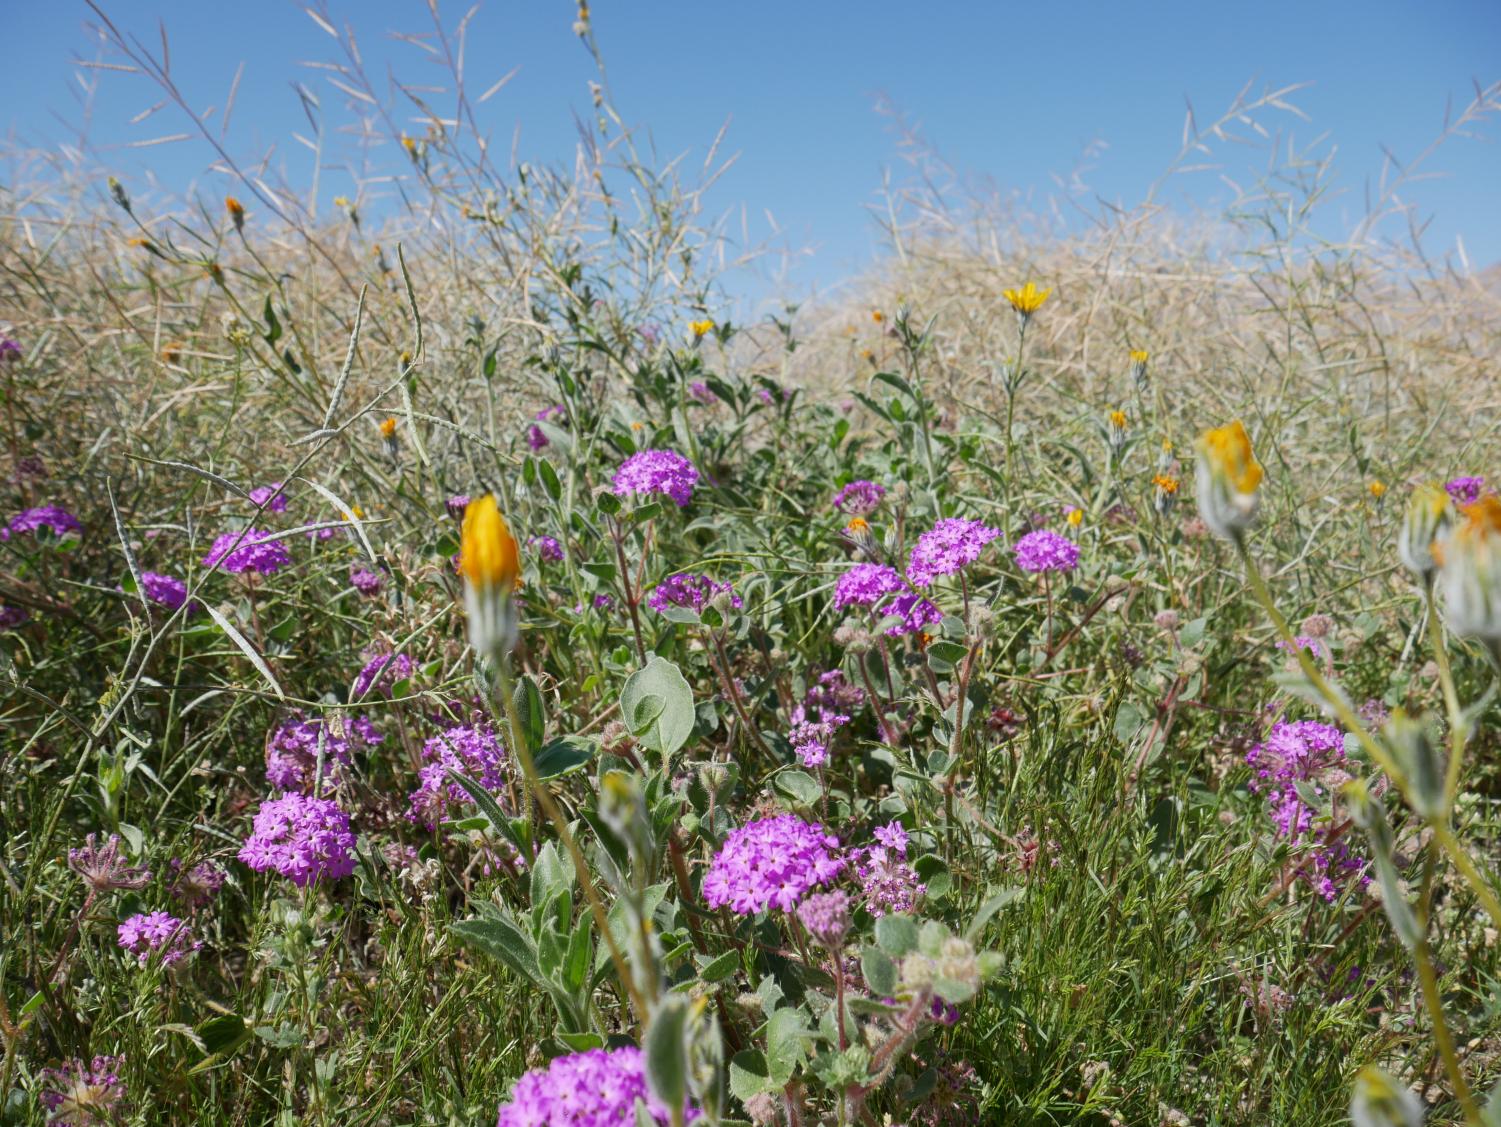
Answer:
(1161, 439, 1173, 454)
(1129, 349, 1149, 364)
(1193, 420, 1263, 539)
(225, 196, 245, 231)
(126, 237, 148, 248)
(460, 495, 522, 658)
(333, 195, 351, 209)
(1367, 480, 1387, 499)
(161, 342, 184, 363)
(378, 417, 398, 439)
(401, 134, 417, 154)
(460, 495, 520, 594)
(1152, 473, 1180, 495)
(1108, 409, 1128, 429)
(845, 516, 870, 538)
(870, 309, 885, 324)
(689, 319, 714, 339)
(1065, 507, 1083, 527)
(1002, 282, 1051, 316)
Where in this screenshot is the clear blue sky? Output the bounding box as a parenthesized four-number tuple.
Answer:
(6, 1, 1500, 299)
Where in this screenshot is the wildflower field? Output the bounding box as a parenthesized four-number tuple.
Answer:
(3, 10, 1501, 1126)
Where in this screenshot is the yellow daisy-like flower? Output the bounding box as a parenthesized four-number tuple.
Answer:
(1367, 480, 1387, 499)
(1003, 282, 1051, 316)
(333, 195, 351, 209)
(378, 417, 398, 439)
(870, 309, 884, 324)
(1129, 349, 1149, 364)
(401, 134, 417, 154)
(1065, 507, 1083, 527)
(845, 516, 870, 536)
(689, 319, 714, 339)
(1108, 409, 1128, 429)
(1152, 473, 1180, 495)
(1193, 420, 1263, 540)
(225, 196, 245, 231)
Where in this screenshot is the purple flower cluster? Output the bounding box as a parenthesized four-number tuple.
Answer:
(496, 1046, 696, 1127)
(796, 889, 850, 947)
(4, 505, 81, 540)
(611, 448, 699, 507)
(789, 718, 843, 769)
(40, 1055, 126, 1126)
(835, 563, 903, 609)
(117, 911, 199, 966)
(353, 651, 413, 698)
(238, 793, 357, 886)
(688, 380, 716, 404)
(248, 482, 289, 513)
(202, 529, 291, 575)
(407, 722, 508, 828)
(140, 571, 194, 613)
(1246, 720, 1368, 901)
(832, 479, 886, 517)
(855, 821, 925, 917)
(1013, 529, 1080, 574)
(1446, 476, 1485, 505)
(702, 814, 845, 915)
(350, 566, 383, 596)
(529, 534, 564, 563)
(265, 714, 382, 793)
(883, 591, 943, 636)
(0, 604, 29, 630)
(907, 518, 1001, 587)
(801, 669, 865, 723)
(447, 494, 471, 517)
(169, 859, 226, 909)
(527, 404, 567, 451)
(68, 834, 151, 894)
(0, 339, 20, 363)
(647, 573, 742, 614)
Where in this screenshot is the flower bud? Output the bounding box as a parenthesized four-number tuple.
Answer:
(1397, 483, 1454, 582)
(459, 494, 520, 660)
(1437, 496, 1501, 642)
(1193, 420, 1263, 540)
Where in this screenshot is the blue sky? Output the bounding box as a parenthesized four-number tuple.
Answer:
(6, 1, 1500, 299)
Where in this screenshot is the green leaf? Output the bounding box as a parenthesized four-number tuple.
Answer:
(539, 459, 563, 502)
(696, 949, 740, 982)
(451, 912, 543, 985)
(529, 842, 572, 916)
(772, 769, 821, 808)
(875, 914, 919, 957)
(622, 657, 695, 759)
(557, 1031, 605, 1052)
(764, 1008, 809, 1086)
(196, 1014, 250, 1057)
(861, 945, 897, 997)
(643, 996, 693, 1111)
(534, 736, 595, 778)
(728, 1050, 776, 1102)
(514, 675, 547, 753)
(262, 296, 283, 345)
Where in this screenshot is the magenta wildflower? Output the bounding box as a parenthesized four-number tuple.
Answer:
(447, 493, 472, 518)
(611, 449, 699, 507)
(702, 814, 845, 915)
(789, 717, 844, 768)
(855, 821, 925, 916)
(168, 859, 226, 909)
(350, 566, 383, 596)
(881, 591, 943, 636)
(801, 669, 865, 723)
(265, 714, 382, 793)
(529, 535, 564, 563)
(353, 651, 413, 698)
(67, 834, 151, 895)
(832, 480, 886, 517)
(407, 722, 508, 829)
(0, 604, 28, 630)
(117, 911, 199, 966)
(592, 593, 614, 610)
(496, 1046, 697, 1127)
(0, 339, 20, 363)
(906, 518, 1002, 586)
(1013, 528, 1080, 574)
(834, 562, 903, 609)
(1445, 476, 1485, 505)
(688, 381, 716, 404)
(4, 505, 81, 540)
(139, 571, 194, 612)
(647, 573, 742, 614)
(796, 889, 851, 947)
(202, 528, 291, 575)
(238, 793, 357, 886)
(39, 1055, 125, 1126)
(248, 482, 288, 513)
(527, 404, 567, 451)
